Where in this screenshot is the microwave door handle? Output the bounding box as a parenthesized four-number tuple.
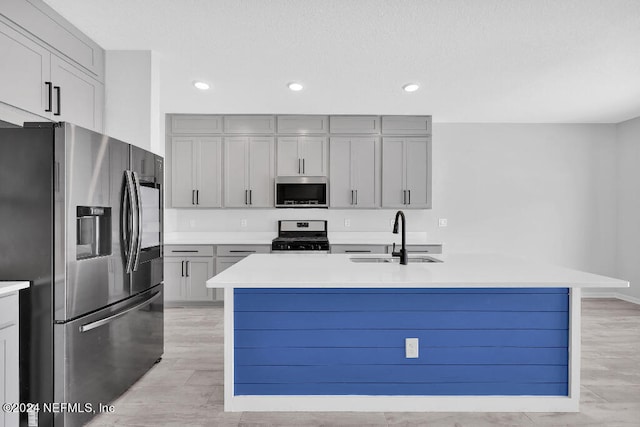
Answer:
(123, 171, 137, 273)
(131, 171, 143, 271)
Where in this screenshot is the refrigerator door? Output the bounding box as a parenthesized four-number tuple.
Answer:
(53, 284, 164, 427)
(55, 123, 131, 322)
(130, 146, 163, 295)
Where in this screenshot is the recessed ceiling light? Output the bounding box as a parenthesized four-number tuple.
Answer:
(288, 82, 304, 91)
(193, 81, 210, 90)
(402, 83, 420, 93)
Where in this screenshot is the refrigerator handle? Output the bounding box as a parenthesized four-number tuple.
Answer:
(79, 291, 161, 333)
(131, 171, 143, 272)
(123, 171, 138, 273)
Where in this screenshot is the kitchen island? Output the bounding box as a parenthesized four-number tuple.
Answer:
(206, 253, 628, 413)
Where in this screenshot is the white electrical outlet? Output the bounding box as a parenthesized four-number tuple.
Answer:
(240, 219, 247, 228)
(438, 218, 448, 227)
(344, 219, 351, 228)
(405, 338, 419, 358)
(189, 219, 196, 229)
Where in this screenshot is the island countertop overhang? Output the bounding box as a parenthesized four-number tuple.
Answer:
(205, 253, 629, 289)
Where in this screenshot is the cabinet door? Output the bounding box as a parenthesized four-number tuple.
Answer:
(351, 137, 378, 207)
(329, 138, 353, 207)
(0, 21, 51, 119)
(300, 137, 327, 176)
(0, 316, 18, 427)
(171, 137, 196, 207)
(196, 137, 222, 207)
(381, 138, 406, 207)
(276, 137, 300, 176)
(404, 138, 430, 208)
(186, 257, 214, 301)
(248, 137, 274, 207)
(224, 137, 249, 207)
(51, 55, 104, 132)
(163, 258, 186, 301)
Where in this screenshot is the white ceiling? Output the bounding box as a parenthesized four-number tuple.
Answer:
(43, 0, 640, 123)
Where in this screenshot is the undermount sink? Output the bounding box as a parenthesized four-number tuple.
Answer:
(350, 256, 443, 263)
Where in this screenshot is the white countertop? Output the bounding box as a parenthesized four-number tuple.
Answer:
(206, 253, 628, 289)
(0, 281, 29, 297)
(165, 231, 440, 246)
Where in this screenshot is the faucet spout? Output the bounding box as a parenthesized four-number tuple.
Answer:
(392, 210, 408, 265)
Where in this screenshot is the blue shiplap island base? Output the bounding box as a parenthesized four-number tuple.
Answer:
(233, 288, 569, 398)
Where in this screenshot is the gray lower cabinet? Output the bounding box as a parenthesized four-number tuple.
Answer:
(171, 137, 222, 207)
(276, 137, 327, 176)
(164, 246, 215, 303)
(224, 137, 274, 207)
(0, 292, 19, 427)
(330, 137, 379, 208)
(215, 245, 271, 300)
(382, 137, 432, 208)
(331, 244, 387, 254)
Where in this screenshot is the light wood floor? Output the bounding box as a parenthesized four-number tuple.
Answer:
(87, 298, 640, 426)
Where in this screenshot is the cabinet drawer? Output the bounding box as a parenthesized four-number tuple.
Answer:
(382, 116, 432, 135)
(216, 245, 271, 256)
(165, 245, 214, 257)
(330, 116, 380, 134)
(277, 116, 328, 134)
(171, 115, 222, 134)
(386, 244, 443, 254)
(331, 245, 387, 254)
(224, 116, 275, 134)
(0, 292, 18, 326)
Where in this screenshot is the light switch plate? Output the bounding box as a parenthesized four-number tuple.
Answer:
(438, 218, 448, 227)
(405, 338, 419, 358)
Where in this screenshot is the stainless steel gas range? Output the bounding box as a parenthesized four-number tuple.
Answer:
(271, 220, 330, 253)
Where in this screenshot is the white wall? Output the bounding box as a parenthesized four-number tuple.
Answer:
(615, 116, 640, 301)
(105, 50, 161, 153)
(167, 123, 619, 283)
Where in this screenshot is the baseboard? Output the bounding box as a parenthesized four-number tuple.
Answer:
(581, 291, 640, 305)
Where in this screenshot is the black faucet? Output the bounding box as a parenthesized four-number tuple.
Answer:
(391, 210, 408, 265)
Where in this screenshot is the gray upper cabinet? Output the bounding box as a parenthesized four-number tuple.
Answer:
(330, 116, 380, 134)
(171, 137, 222, 207)
(277, 115, 328, 134)
(330, 137, 379, 208)
(382, 137, 431, 209)
(1, 0, 105, 79)
(50, 55, 104, 132)
(224, 136, 275, 207)
(171, 115, 222, 134)
(0, 20, 50, 117)
(382, 116, 432, 135)
(276, 137, 327, 176)
(0, 9, 105, 132)
(224, 116, 275, 134)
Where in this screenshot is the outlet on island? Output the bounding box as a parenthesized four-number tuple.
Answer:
(241, 219, 247, 228)
(344, 219, 351, 228)
(405, 338, 419, 358)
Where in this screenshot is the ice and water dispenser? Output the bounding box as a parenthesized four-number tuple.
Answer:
(76, 206, 112, 260)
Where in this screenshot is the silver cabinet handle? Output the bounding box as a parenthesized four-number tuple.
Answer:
(229, 250, 256, 253)
(80, 291, 161, 333)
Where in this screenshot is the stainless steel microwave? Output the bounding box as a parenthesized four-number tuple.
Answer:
(275, 176, 328, 208)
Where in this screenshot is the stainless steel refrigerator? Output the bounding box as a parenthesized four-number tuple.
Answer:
(0, 122, 164, 427)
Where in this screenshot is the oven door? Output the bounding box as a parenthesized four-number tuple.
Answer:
(275, 176, 328, 208)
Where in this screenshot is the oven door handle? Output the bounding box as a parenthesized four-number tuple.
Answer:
(80, 291, 161, 333)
